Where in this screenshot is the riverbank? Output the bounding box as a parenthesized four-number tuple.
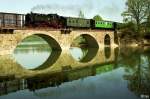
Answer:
(119, 37, 150, 47)
(117, 29, 150, 47)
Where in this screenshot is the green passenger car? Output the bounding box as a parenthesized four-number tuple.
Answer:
(66, 17, 91, 28)
(95, 21, 114, 29)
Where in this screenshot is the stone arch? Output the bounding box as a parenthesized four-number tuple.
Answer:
(34, 34, 61, 50)
(70, 34, 99, 62)
(14, 33, 62, 70)
(71, 33, 99, 48)
(104, 34, 111, 46)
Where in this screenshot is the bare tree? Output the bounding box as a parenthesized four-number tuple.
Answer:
(78, 10, 85, 18)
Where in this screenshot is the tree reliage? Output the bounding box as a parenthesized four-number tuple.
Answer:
(122, 0, 150, 37)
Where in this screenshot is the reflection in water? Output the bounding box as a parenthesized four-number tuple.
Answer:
(0, 62, 115, 96)
(13, 44, 52, 69)
(13, 41, 52, 69)
(118, 47, 150, 98)
(124, 53, 150, 97)
(26, 63, 115, 91)
(0, 47, 150, 99)
(70, 47, 98, 62)
(70, 47, 88, 61)
(13, 35, 53, 69)
(13, 35, 63, 70)
(70, 34, 99, 62)
(104, 47, 111, 59)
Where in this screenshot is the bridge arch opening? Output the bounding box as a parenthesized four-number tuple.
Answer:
(13, 34, 61, 70)
(70, 34, 99, 62)
(104, 34, 111, 46)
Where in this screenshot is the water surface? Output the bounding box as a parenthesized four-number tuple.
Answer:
(0, 43, 150, 99)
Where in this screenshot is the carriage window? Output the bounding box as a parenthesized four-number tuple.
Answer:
(76, 20, 78, 23)
(87, 21, 89, 24)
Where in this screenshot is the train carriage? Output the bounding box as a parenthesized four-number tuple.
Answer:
(0, 12, 25, 29)
(66, 17, 91, 28)
(94, 20, 116, 30)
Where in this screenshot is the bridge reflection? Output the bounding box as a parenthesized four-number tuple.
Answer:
(26, 62, 115, 91)
(0, 59, 116, 95)
(0, 47, 149, 98)
(0, 46, 117, 95)
(0, 47, 116, 78)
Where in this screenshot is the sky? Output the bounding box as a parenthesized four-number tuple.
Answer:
(0, 0, 126, 22)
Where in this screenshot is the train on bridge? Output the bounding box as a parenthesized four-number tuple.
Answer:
(0, 12, 116, 33)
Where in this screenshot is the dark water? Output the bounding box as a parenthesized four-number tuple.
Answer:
(0, 38, 150, 99)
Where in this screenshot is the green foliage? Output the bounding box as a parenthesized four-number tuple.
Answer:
(71, 36, 87, 47)
(22, 35, 45, 42)
(74, 36, 86, 44)
(96, 64, 113, 74)
(144, 16, 150, 34)
(118, 22, 137, 39)
(122, 0, 150, 36)
(93, 15, 103, 21)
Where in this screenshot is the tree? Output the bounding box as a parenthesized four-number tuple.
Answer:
(145, 1, 150, 33)
(122, 0, 149, 36)
(146, 0, 150, 20)
(93, 15, 103, 21)
(78, 10, 85, 18)
(121, 11, 133, 23)
(118, 22, 137, 39)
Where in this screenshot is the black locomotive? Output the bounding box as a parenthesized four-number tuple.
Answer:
(25, 13, 66, 29)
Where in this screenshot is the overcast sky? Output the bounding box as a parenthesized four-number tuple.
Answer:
(0, 0, 126, 22)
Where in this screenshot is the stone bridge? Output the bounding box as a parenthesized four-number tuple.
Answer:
(0, 29, 117, 55)
(0, 29, 118, 78)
